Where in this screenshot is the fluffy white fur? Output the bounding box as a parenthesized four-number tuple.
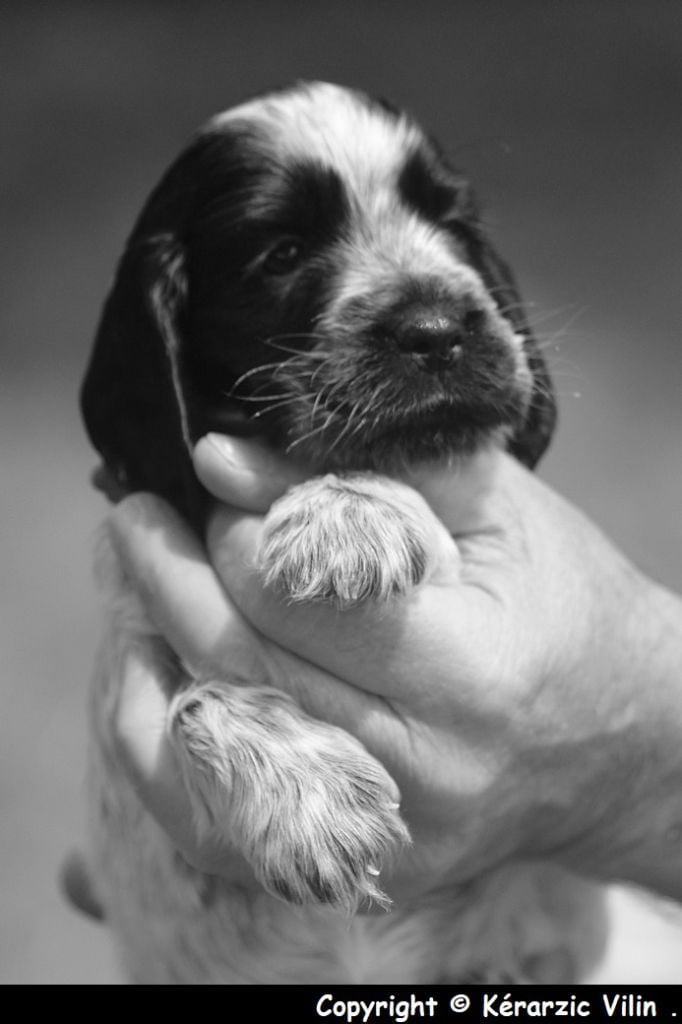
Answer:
(259, 474, 450, 605)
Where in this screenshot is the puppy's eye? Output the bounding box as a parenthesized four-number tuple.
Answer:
(262, 238, 305, 276)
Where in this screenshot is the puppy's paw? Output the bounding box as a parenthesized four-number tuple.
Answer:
(259, 474, 436, 607)
(169, 681, 409, 912)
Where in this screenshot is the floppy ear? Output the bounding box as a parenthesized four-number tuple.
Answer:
(80, 230, 207, 529)
(469, 235, 557, 469)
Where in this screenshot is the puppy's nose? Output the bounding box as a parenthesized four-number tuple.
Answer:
(396, 309, 484, 366)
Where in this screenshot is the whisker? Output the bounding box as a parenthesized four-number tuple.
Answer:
(310, 358, 332, 387)
(263, 333, 329, 358)
(324, 404, 361, 456)
(231, 391, 289, 403)
(285, 412, 337, 454)
(264, 331, 328, 345)
(228, 362, 291, 394)
(265, 342, 326, 360)
(229, 351, 320, 396)
(252, 394, 318, 419)
(532, 322, 589, 359)
(328, 397, 370, 454)
(527, 306, 588, 336)
(496, 301, 530, 318)
(310, 386, 331, 425)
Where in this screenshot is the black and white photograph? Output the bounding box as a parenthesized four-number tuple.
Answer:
(2, 0, 682, 987)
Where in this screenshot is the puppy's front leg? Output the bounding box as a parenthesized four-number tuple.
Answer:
(169, 477, 427, 910)
(169, 680, 409, 911)
(97, 526, 408, 913)
(259, 473, 451, 607)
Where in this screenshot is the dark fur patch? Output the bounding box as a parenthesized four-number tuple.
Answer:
(398, 147, 461, 223)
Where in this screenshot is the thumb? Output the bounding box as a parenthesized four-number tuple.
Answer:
(193, 434, 307, 512)
(401, 445, 511, 535)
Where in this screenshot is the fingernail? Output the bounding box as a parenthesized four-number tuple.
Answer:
(203, 434, 277, 477)
(204, 433, 240, 466)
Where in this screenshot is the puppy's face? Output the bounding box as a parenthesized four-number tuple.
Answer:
(82, 82, 555, 522)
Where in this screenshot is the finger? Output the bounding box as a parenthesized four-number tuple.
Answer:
(402, 446, 513, 534)
(193, 435, 307, 512)
(91, 464, 128, 504)
(112, 642, 260, 882)
(109, 493, 266, 682)
(60, 850, 105, 921)
(262, 643, 407, 760)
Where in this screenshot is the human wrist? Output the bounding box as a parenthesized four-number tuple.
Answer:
(556, 575, 682, 899)
(606, 578, 682, 897)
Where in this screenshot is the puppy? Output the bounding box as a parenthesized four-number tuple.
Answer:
(81, 81, 605, 983)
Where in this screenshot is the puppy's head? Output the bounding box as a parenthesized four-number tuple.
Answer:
(82, 81, 555, 526)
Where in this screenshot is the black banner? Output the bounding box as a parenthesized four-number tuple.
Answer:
(13, 983, 682, 1012)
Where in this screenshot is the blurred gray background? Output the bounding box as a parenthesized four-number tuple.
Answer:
(2, 0, 681, 984)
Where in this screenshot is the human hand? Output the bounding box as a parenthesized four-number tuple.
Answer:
(107, 435, 682, 903)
